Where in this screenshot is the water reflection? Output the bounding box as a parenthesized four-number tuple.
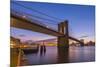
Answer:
(69, 46, 95, 62)
(23, 46, 95, 65)
(57, 46, 69, 63)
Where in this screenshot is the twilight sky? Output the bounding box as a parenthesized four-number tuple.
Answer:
(11, 1, 95, 42)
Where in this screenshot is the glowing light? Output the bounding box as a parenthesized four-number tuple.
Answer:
(22, 15, 26, 18)
(46, 26, 49, 28)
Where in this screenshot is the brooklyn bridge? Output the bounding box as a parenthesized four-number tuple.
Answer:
(11, 10, 84, 48)
(10, 1, 95, 66)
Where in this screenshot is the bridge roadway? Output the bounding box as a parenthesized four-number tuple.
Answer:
(11, 13, 83, 44)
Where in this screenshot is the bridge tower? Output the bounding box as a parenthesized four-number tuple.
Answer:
(57, 20, 69, 63)
(58, 20, 69, 48)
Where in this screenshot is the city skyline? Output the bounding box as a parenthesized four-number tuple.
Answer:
(11, 1, 95, 42)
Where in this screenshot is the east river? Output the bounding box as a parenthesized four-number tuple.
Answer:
(23, 46, 95, 65)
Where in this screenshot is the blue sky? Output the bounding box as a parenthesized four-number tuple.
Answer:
(11, 1, 95, 42)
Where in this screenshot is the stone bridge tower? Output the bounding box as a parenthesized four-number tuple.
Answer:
(58, 20, 69, 48)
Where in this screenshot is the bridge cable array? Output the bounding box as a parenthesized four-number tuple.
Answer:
(12, 1, 63, 22)
(11, 9, 58, 25)
(11, 1, 63, 31)
(11, 10, 58, 31)
(11, 1, 77, 35)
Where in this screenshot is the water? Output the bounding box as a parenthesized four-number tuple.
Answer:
(24, 46, 95, 65)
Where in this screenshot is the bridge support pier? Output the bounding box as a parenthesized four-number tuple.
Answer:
(58, 36, 69, 48)
(58, 20, 69, 48)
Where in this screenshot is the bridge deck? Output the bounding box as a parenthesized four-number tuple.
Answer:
(11, 13, 83, 44)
